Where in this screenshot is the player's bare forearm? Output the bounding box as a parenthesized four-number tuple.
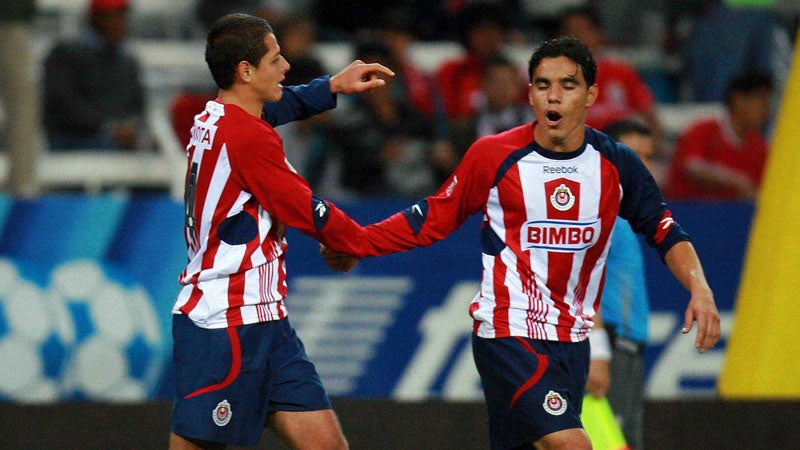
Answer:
(586, 359, 610, 398)
(330, 60, 395, 95)
(586, 311, 610, 397)
(664, 241, 721, 353)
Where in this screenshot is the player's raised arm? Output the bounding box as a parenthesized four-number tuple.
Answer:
(261, 60, 394, 126)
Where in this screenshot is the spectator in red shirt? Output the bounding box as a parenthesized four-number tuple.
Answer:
(434, 2, 511, 121)
(664, 70, 773, 201)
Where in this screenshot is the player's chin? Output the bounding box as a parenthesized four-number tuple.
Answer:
(266, 87, 283, 103)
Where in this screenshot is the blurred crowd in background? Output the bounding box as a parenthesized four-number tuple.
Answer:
(0, 0, 797, 202)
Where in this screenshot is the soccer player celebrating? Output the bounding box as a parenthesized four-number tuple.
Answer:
(170, 13, 394, 449)
(323, 37, 721, 450)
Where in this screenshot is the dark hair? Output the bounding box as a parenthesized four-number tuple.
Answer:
(724, 70, 774, 104)
(528, 36, 596, 86)
(205, 13, 273, 90)
(603, 119, 652, 141)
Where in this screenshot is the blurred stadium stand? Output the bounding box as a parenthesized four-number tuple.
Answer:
(0, 0, 734, 198)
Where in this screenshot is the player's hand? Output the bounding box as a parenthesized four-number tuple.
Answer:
(681, 288, 720, 353)
(330, 60, 395, 95)
(585, 358, 610, 398)
(319, 244, 359, 272)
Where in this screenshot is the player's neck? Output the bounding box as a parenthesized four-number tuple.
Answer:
(217, 89, 263, 117)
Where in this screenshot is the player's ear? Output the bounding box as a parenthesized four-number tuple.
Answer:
(527, 83, 535, 106)
(586, 83, 598, 107)
(237, 61, 252, 82)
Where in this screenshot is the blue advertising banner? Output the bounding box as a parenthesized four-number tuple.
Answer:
(0, 194, 751, 402)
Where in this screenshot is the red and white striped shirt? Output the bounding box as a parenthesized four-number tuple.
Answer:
(174, 100, 371, 329)
(356, 123, 687, 342)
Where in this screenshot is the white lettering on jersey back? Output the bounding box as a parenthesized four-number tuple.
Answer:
(189, 101, 223, 152)
(189, 123, 216, 152)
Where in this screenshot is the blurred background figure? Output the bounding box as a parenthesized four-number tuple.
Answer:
(435, 1, 513, 121)
(0, 0, 40, 197)
(314, 0, 450, 41)
(434, 55, 533, 185)
(317, 32, 437, 199)
(664, 70, 773, 201)
(270, 14, 328, 178)
(593, 119, 657, 450)
(274, 14, 326, 86)
(372, 9, 451, 187)
(194, 0, 272, 31)
(668, 0, 791, 105)
(375, 9, 447, 133)
(42, 0, 150, 151)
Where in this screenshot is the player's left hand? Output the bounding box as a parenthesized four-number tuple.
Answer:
(330, 60, 395, 95)
(682, 289, 720, 353)
(319, 244, 359, 272)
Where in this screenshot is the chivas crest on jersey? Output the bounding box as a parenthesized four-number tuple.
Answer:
(550, 183, 575, 211)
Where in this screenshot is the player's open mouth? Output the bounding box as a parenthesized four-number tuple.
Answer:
(546, 111, 562, 125)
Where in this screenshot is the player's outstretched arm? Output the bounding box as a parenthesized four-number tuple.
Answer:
(329, 60, 395, 95)
(319, 244, 359, 272)
(664, 241, 721, 353)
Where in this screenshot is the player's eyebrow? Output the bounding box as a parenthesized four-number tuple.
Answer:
(533, 75, 580, 85)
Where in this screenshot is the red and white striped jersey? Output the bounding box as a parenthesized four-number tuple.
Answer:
(174, 100, 371, 329)
(355, 123, 687, 342)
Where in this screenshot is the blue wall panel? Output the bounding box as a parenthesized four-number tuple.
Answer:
(0, 194, 752, 402)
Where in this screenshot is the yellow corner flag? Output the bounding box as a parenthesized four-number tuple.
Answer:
(581, 395, 629, 450)
(718, 30, 800, 398)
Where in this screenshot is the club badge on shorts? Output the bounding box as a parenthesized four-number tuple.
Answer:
(213, 399, 233, 426)
(543, 390, 567, 416)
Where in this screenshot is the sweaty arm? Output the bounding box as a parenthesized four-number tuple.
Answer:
(612, 137, 720, 353)
(664, 241, 720, 353)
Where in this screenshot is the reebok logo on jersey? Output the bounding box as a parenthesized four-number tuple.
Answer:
(445, 176, 458, 196)
(311, 195, 331, 232)
(653, 211, 676, 245)
(522, 219, 600, 252)
(402, 200, 428, 235)
(543, 165, 579, 174)
(315, 202, 328, 217)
